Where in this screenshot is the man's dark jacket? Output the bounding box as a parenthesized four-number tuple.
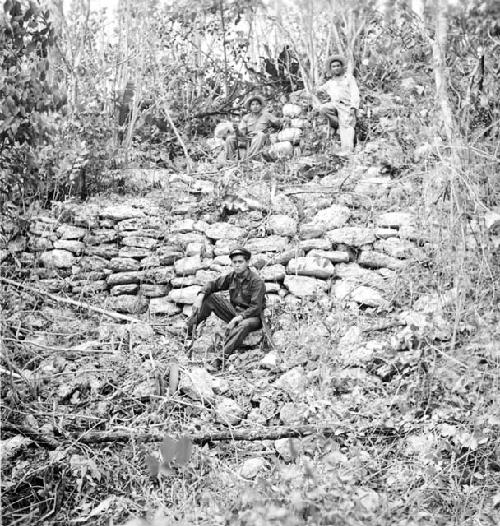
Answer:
(199, 268, 266, 318)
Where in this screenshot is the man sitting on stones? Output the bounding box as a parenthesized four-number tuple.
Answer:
(218, 94, 284, 164)
(315, 54, 360, 155)
(186, 246, 266, 370)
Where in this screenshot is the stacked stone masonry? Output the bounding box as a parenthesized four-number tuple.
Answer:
(3, 175, 429, 317)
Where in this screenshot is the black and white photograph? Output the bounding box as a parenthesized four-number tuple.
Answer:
(1, 0, 499, 524)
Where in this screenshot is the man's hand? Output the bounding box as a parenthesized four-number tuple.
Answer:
(192, 294, 204, 313)
(227, 315, 243, 331)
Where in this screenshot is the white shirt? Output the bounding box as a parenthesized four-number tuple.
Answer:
(318, 74, 360, 109)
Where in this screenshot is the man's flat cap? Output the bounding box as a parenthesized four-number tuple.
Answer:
(229, 247, 252, 260)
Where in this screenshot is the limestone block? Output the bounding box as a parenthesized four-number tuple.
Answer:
(53, 239, 85, 254)
(265, 282, 280, 293)
(77, 256, 109, 272)
(171, 276, 197, 288)
(282, 103, 303, 118)
(73, 209, 99, 229)
(374, 237, 416, 258)
(334, 281, 389, 308)
(28, 237, 53, 251)
(86, 244, 119, 259)
(267, 215, 297, 237)
(71, 280, 107, 295)
(299, 223, 324, 240)
(239, 458, 266, 479)
(118, 228, 163, 240)
(214, 239, 233, 256)
(335, 263, 386, 290)
(179, 368, 217, 402)
(174, 255, 204, 276)
(169, 285, 202, 304)
(109, 257, 140, 272)
(195, 269, 219, 285)
(30, 220, 56, 237)
(121, 236, 157, 249)
(107, 271, 144, 287)
(376, 211, 414, 229)
(57, 224, 87, 239)
(269, 141, 293, 158)
(84, 229, 118, 245)
(100, 205, 144, 221)
(40, 249, 74, 268)
(327, 227, 376, 247)
(260, 264, 286, 281)
(108, 295, 147, 314)
(191, 179, 215, 194)
(212, 255, 232, 267)
(277, 127, 302, 145)
(118, 246, 150, 259)
(287, 256, 334, 279)
(149, 297, 182, 315)
(116, 216, 163, 231)
(284, 275, 329, 297)
(143, 267, 174, 284)
(275, 367, 306, 395)
(299, 238, 332, 251)
(308, 249, 350, 263)
(311, 204, 351, 230)
(140, 284, 170, 298)
(215, 397, 245, 425)
(271, 248, 305, 265)
(358, 250, 405, 270)
(110, 284, 138, 295)
(140, 255, 161, 268)
(251, 253, 271, 269)
(170, 219, 195, 233)
(247, 236, 288, 254)
(186, 242, 204, 257)
(205, 223, 244, 240)
(290, 118, 308, 128)
(156, 246, 183, 265)
(375, 228, 399, 239)
(170, 232, 206, 246)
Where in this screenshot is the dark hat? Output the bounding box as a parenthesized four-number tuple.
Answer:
(245, 93, 265, 110)
(229, 246, 251, 260)
(326, 54, 346, 71)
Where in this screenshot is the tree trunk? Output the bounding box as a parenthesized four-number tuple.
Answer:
(432, 0, 456, 145)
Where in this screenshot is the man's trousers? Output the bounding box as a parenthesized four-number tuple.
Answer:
(319, 103, 355, 152)
(222, 131, 268, 161)
(186, 293, 262, 357)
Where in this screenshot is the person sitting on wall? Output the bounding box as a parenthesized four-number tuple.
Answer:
(217, 94, 284, 164)
(315, 54, 360, 154)
(185, 246, 266, 371)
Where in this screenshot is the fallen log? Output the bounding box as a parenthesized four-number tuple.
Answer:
(362, 321, 406, 332)
(2, 423, 400, 449)
(0, 277, 143, 325)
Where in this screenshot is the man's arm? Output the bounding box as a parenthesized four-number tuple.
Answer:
(193, 273, 231, 312)
(238, 114, 249, 135)
(238, 278, 266, 319)
(349, 76, 360, 109)
(266, 111, 284, 128)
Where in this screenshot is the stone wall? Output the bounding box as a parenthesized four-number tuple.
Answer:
(2, 173, 428, 317)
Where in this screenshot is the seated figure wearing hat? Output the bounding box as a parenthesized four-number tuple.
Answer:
(218, 94, 284, 163)
(315, 55, 360, 154)
(185, 246, 266, 370)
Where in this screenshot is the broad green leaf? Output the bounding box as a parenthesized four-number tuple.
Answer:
(160, 435, 177, 464)
(174, 437, 193, 466)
